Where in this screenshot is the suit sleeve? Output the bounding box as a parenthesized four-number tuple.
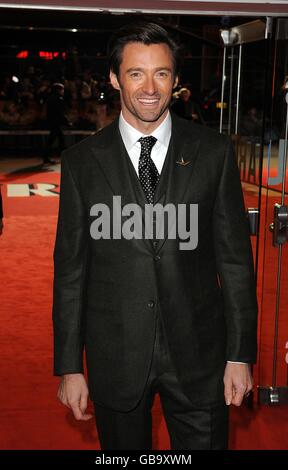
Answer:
(213, 138, 258, 363)
(53, 153, 89, 375)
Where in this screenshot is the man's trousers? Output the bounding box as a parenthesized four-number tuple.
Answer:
(94, 310, 229, 450)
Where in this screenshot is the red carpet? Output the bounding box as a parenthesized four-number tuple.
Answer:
(0, 164, 288, 450)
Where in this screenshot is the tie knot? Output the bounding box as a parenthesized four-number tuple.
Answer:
(139, 136, 157, 153)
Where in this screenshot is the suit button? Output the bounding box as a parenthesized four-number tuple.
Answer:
(148, 301, 155, 308)
(154, 255, 161, 261)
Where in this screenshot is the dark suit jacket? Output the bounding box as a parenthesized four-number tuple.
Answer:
(53, 113, 258, 412)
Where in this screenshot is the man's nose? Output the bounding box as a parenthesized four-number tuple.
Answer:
(142, 76, 157, 95)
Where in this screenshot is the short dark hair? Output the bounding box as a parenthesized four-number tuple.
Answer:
(107, 22, 181, 78)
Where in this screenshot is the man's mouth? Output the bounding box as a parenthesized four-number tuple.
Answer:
(137, 98, 160, 106)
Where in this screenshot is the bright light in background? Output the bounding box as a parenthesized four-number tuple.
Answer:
(16, 50, 28, 59)
(220, 28, 238, 46)
(71, 29, 78, 33)
(16, 50, 66, 60)
(39, 51, 66, 60)
(12, 76, 19, 83)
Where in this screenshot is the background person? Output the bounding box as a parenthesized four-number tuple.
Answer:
(44, 83, 72, 165)
(171, 87, 203, 123)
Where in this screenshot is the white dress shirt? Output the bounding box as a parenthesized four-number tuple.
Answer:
(118, 111, 245, 366)
(119, 110, 171, 176)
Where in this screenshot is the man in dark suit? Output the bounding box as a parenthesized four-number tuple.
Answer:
(53, 22, 257, 450)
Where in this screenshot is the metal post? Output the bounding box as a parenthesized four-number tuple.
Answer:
(235, 44, 242, 135)
(228, 47, 234, 135)
(219, 46, 227, 134)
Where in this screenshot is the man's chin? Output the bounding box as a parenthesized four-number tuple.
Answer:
(135, 108, 167, 123)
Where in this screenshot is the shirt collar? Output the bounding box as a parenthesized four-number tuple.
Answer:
(119, 110, 171, 151)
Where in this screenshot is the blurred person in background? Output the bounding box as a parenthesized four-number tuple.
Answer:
(239, 106, 262, 139)
(18, 76, 35, 106)
(0, 102, 21, 127)
(44, 82, 72, 165)
(171, 87, 203, 123)
(36, 77, 52, 106)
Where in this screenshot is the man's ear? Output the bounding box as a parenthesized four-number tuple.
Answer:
(110, 71, 120, 91)
(173, 75, 179, 89)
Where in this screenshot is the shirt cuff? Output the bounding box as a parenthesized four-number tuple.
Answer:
(227, 361, 247, 364)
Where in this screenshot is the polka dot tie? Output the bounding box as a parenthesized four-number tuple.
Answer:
(138, 136, 159, 204)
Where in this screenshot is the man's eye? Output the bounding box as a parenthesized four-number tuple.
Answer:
(157, 71, 168, 77)
(130, 72, 141, 78)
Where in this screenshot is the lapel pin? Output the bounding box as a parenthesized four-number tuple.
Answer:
(176, 156, 191, 166)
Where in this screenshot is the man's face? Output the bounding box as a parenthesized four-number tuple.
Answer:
(110, 42, 178, 130)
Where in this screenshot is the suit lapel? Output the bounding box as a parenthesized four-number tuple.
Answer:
(154, 114, 201, 253)
(165, 113, 201, 205)
(91, 119, 136, 208)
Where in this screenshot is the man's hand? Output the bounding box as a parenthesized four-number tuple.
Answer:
(57, 373, 94, 421)
(223, 363, 253, 406)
